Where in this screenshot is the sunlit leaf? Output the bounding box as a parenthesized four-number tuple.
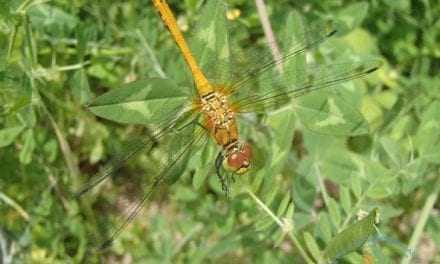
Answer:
(328, 198, 342, 229)
(28, 4, 78, 34)
(304, 232, 323, 262)
(0, 126, 24, 147)
(337, 2, 369, 30)
(324, 208, 379, 261)
(340, 186, 352, 215)
(19, 129, 35, 164)
(319, 212, 333, 243)
(71, 69, 93, 105)
(88, 78, 188, 125)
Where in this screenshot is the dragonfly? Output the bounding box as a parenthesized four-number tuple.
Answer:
(76, 0, 380, 249)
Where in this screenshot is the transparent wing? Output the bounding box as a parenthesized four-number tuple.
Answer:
(92, 122, 209, 250)
(232, 60, 381, 135)
(184, 0, 337, 95)
(75, 106, 198, 197)
(227, 25, 337, 95)
(233, 60, 380, 113)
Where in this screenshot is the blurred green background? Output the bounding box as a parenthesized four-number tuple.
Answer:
(0, 0, 439, 263)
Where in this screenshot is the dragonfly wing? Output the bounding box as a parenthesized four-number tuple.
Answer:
(92, 122, 209, 250)
(192, 20, 336, 95)
(75, 108, 197, 197)
(75, 77, 195, 196)
(233, 60, 381, 135)
(226, 22, 337, 97)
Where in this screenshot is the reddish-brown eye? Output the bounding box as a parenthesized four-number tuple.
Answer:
(226, 143, 252, 174)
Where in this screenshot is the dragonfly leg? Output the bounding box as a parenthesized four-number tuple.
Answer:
(215, 151, 230, 198)
(230, 173, 236, 183)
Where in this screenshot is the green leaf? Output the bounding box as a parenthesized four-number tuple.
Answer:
(337, 2, 369, 30)
(367, 181, 398, 199)
(191, 141, 216, 190)
(42, 139, 58, 163)
(76, 22, 96, 61)
(19, 129, 35, 164)
(191, 0, 230, 76)
(87, 63, 119, 84)
(324, 208, 379, 261)
(0, 1, 13, 21)
(297, 89, 369, 136)
(174, 186, 198, 202)
(340, 186, 352, 215)
(0, 126, 24, 147)
(276, 192, 291, 217)
(320, 148, 359, 184)
(319, 212, 333, 243)
(71, 69, 93, 105)
(342, 29, 378, 55)
(304, 232, 323, 262)
(88, 78, 188, 125)
(28, 4, 78, 35)
(380, 137, 404, 166)
(264, 107, 296, 174)
(283, 10, 306, 85)
(285, 202, 295, 220)
(351, 176, 363, 199)
(163, 123, 199, 184)
(328, 197, 342, 229)
(414, 101, 440, 164)
(363, 160, 397, 199)
(262, 179, 280, 206)
(89, 139, 104, 164)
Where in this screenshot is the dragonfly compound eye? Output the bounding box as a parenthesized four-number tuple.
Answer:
(225, 143, 252, 174)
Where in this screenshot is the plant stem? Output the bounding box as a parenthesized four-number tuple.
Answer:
(315, 165, 331, 208)
(7, 25, 18, 60)
(400, 175, 440, 264)
(246, 189, 315, 264)
(16, 0, 34, 13)
(255, 0, 283, 74)
(0, 192, 29, 221)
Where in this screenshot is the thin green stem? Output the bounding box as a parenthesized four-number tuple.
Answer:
(400, 175, 440, 264)
(16, 0, 34, 13)
(44, 106, 80, 187)
(315, 164, 331, 209)
(24, 15, 36, 67)
(340, 185, 368, 230)
(340, 173, 384, 231)
(172, 223, 203, 256)
(247, 188, 283, 227)
(255, 0, 283, 73)
(246, 189, 315, 264)
(0, 192, 29, 221)
(54, 61, 91, 72)
(7, 25, 18, 60)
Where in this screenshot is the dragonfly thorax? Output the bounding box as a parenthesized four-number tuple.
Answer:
(201, 91, 252, 175)
(200, 91, 238, 147)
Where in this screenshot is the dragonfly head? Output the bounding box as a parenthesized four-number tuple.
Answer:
(224, 142, 252, 174)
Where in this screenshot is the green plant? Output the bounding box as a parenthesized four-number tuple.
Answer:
(0, 0, 438, 263)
